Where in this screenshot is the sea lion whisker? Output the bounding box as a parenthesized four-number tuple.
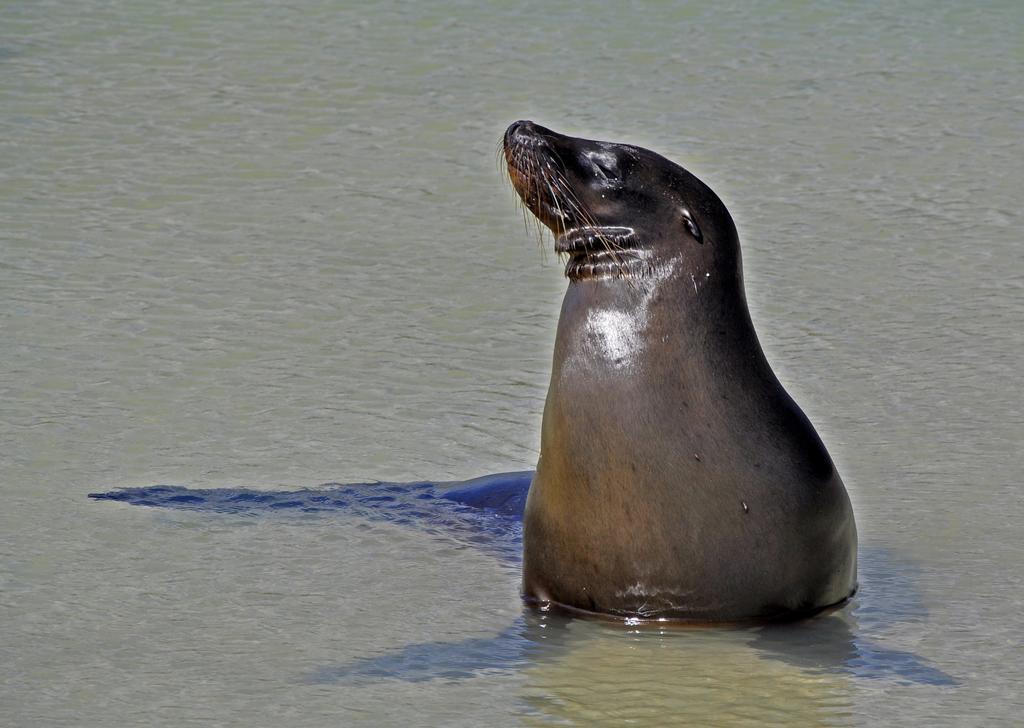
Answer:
(548, 175, 633, 266)
(542, 170, 562, 237)
(552, 183, 633, 274)
(529, 151, 549, 246)
(508, 147, 545, 249)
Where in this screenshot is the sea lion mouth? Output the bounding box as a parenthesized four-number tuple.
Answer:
(556, 226, 652, 281)
(503, 121, 653, 281)
(554, 226, 637, 254)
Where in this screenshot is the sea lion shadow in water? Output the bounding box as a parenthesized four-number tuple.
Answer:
(90, 473, 954, 686)
(747, 550, 957, 686)
(89, 471, 532, 563)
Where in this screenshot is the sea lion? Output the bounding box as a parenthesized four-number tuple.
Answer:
(503, 120, 857, 622)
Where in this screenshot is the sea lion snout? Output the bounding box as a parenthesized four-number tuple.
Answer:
(504, 119, 554, 147)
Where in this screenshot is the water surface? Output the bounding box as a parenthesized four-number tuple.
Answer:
(2, 1, 1021, 725)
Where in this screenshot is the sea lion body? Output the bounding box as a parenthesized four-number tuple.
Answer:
(504, 121, 857, 622)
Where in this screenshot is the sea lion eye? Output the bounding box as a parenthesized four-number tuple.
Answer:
(681, 208, 703, 243)
(586, 151, 618, 180)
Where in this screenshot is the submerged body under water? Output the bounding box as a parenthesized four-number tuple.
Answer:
(90, 474, 953, 688)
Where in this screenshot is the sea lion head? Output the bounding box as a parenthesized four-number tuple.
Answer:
(503, 120, 739, 283)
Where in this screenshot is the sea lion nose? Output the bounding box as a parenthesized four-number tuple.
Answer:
(505, 120, 555, 147)
(505, 120, 532, 145)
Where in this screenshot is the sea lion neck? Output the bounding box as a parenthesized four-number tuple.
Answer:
(555, 264, 761, 379)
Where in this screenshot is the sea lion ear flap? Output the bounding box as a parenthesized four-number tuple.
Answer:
(680, 207, 703, 243)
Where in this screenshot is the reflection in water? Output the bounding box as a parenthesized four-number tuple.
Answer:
(93, 475, 954, 692)
(518, 625, 854, 727)
(310, 612, 857, 725)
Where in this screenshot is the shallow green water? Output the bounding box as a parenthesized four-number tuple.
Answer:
(2, 1, 1021, 725)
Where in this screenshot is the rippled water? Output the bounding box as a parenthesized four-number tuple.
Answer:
(3, 1, 1021, 725)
